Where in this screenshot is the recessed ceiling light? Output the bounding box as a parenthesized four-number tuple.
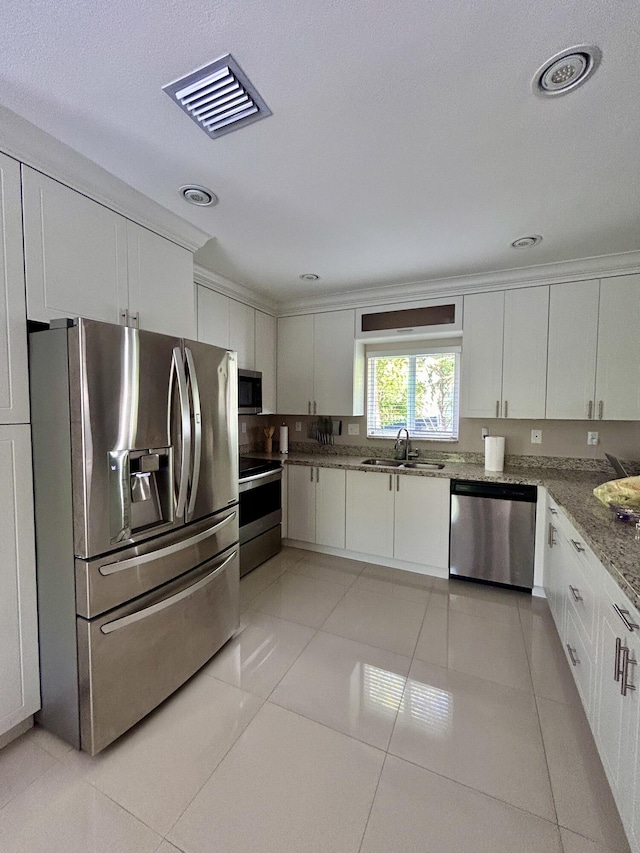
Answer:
(511, 235, 542, 249)
(179, 185, 218, 206)
(299, 273, 320, 281)
(533, 45, 601, 97)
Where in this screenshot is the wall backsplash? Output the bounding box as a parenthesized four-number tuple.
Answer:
(240, 413, 640, 463)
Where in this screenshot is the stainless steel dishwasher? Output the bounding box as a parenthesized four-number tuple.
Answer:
(449, 480, 537, 591)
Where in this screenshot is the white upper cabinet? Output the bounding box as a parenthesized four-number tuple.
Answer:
(461, 287, 549, 419)
(22, 166, 196, 338)
(501, 286, 549, 419)
(277, 310, 364, 415)
(255, 310, 277, 413)
(22, 166, 128, 326)
(460, 291, 504, 419)
(595, 274, 640, 421)
(277, 314, 314, 414)
(229, 300, 255, 370)
(547, 275, 640, 421)
(126, 221, 195, 339)
(0, 153, 30, 424)
(546, 280, 599, 420)
(197, 286, 230, 347)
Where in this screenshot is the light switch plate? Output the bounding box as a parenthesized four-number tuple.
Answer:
(295, 421, 302, 432)
(241, 422, 247, 434)
(531, 429, 542, 444)
(348, 423, 360, 436)
(587, 431, 599, 446)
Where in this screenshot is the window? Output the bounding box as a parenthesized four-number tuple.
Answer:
(367, 346, 460, 441)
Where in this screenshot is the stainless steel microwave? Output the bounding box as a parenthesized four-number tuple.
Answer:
(238, 369, 263, 414)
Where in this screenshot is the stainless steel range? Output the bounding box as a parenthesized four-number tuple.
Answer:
(239, 457, 283, 576)
(30, 318, 240, 754)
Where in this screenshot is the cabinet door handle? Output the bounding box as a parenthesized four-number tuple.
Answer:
(313, 400, 317, 415)
(310, 467, 314, 483)
(396, 474, 400, 492)
(316, 468, 319, 483)
(503, 400, 508, 418)
(566, 644, 580, 667)
(621, 647, 637, 697)
(496, 400, 500, 418)
(389, 474, 392, 491)
(614, 637, 624, 682)
(613, 603, 640, 632)
(548, 522, 556, 548)
(598, 400, 603, 420)
(588, 400, 593, 419)
(569, 585, 583, 603)
(308, 401, 311, 415)
(570, 539, 585, 553)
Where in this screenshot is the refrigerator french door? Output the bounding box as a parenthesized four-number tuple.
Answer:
(30, 318, 240, 754)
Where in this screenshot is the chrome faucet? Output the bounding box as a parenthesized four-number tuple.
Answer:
(394, 427, 411, 461)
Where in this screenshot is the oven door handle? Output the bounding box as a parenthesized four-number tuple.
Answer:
(99, 510, 237, 576)
(239, 467, 283, 485)
(100, 550, 237, 634)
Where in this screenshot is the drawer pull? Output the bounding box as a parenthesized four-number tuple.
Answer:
(566, 644, 580, 667)
(496, 400, 500, 418)
(613, 603, 639, 632)
(614, 637, 624, 682)
(549, 507, 558, 515)
(570, 539, 585, 553)
(569, 585, 583, 603)
(100, 550, 236, 634)
(620, 646, 637, 697)
(548, 523, 556, 548)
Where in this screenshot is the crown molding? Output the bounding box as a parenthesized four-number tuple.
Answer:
(194, 264, 278, 314)
(274, 249, 640, 315)
(0, 105, 210, 252)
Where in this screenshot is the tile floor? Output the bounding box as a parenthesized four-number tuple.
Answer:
(0, 547, 631, 853)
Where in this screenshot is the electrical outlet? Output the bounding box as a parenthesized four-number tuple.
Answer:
(295, 421, 302, 432)
(241, 422, 247, 434)
(587, 431, 599, 446)
(348, 423, 360, 436)
(531, 429, 542, 444)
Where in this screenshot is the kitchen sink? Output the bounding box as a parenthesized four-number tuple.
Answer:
(360, 458, 445, 470)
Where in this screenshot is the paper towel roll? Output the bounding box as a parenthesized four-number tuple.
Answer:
(279, 425, 289, 454)
(485, 436, 505, 472)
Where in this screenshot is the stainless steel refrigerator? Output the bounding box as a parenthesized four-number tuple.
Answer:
(30, 318, 239, 754)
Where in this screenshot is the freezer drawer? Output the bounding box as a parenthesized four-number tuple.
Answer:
(75, 508, 238, 618)
(77, 544, 239, 755)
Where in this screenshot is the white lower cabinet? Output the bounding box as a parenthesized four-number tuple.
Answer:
(287, 465, 346, 549)
(545, 497, 640, 853)
(345, 470, 450, 569)
(345, 470, 395, 558)
(0, 425, 40, 736)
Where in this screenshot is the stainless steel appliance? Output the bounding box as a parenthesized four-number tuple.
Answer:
(239, 457, 282, 576)
(29, 318, 239, 754)
(449, 480, 537, 591)
(238, 368, 262, 414)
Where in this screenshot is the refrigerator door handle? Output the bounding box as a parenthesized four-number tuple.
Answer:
(184, 347, 202, 521)
(171, 346, 191, 518)
(100, 550, 237, 634)
(99, 510, 237, 575)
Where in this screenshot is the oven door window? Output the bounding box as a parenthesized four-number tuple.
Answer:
(239, 480, 281, 528)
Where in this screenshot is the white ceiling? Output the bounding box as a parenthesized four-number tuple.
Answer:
(1, 0, 639, 304)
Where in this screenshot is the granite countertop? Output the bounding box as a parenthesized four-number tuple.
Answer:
(248, 450, 640, 611)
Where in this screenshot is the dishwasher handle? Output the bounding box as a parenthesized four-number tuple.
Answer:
(451, 480, 537, 503)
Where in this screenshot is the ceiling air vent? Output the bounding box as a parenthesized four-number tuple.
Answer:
(163, 54, 271, 139)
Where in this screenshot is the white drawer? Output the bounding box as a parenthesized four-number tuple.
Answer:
(565, 605, 594, 719)
(564, 539, 598, 654)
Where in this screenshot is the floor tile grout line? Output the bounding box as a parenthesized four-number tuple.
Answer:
(356, 752, 389, 853)
(0, 746, 63, 814)
(162, 695, 268, 841)
(262, 624, 320, 703)
(518, 605, 562, 829)
(383, 749, 563, 830)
